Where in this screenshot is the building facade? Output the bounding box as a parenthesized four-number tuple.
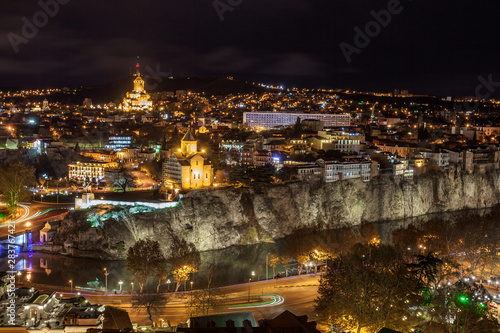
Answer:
(243, 112, 351, 130)
(68, 162, 118, 184)
(122, 66, 153, 112)
(162, 130, 214, 190)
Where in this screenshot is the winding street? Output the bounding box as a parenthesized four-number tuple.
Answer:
(71, 274, 321, 327)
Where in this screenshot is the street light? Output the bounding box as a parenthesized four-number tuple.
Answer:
(104, 268, 109, 292)
(119, 281, 123, 292)
(69, 280, 73, 293)
(131, 282, 134, 292)
(167, 279, 171, 291)
(266, 252, 270, 280)
(190, 281, 193, 291)
(248, 278, 252, 303)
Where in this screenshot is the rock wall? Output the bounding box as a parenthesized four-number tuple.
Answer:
(54, 169, 500, 259)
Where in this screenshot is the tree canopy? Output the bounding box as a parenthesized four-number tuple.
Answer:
(0, 161, 35, 215)
(126, 239, 166, 293)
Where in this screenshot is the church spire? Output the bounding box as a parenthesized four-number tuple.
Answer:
(135, 56, 141, 76)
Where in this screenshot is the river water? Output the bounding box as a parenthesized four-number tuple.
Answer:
(0, 241, 286, 292)
(1, 207, 498, 292)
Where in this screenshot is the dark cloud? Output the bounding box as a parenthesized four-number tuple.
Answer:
(1, 0, 500, 97)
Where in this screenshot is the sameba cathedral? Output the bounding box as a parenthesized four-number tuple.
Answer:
(122, 60, 153, 112)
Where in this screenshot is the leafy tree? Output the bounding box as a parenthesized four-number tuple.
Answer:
(0, 161, 35, 215)
(131, 293, 169, 325)
(154, 259, 169, 293)
(167, 238, 201, 292)
(227, 166, 251, 187)
(249, 164, 275, 186)
(276, 166, 297, 182)
(428, 281, 499, 332)
(126, 239, 166, 293)
(315, 244, 419, 333)
(407, 252, 443, 292)
(268, 254, 280, 278)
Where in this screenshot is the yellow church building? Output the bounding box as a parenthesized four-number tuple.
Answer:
(163, 130, 214, 190)
(122, 65, 153, 112)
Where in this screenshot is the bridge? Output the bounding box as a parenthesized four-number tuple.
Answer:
(0, 209, 69, 252)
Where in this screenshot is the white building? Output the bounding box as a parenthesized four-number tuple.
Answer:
(317, 159, 374, 182)
(243, 112, 350, 130)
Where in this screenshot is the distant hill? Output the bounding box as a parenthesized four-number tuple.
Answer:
(54, 76, 270, 105)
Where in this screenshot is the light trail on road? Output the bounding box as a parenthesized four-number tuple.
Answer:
(228, 294, 285, 309)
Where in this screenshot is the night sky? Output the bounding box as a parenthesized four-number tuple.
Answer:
(1, 0, 500, 98)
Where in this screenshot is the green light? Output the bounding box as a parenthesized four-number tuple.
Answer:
(458, 295, 469, 304)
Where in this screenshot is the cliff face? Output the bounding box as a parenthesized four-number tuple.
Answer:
(54, 169, 500, 259)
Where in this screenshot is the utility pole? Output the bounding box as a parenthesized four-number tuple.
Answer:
(266, 253, 269, 280)
(104, 268, 109, 292)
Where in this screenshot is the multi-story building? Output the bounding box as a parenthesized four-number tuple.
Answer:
(82, 150, 117, 163)
(162, 130, 213, 190)
(421, 150, 450, 168)
(68, 161, 118, 184)
(296, 164, 322, 181)
(105, 136, 132, 151)
(138, 148, 156, 163)
(253, 150, 272, 167)
(317, 159, 375, 182)
(240, 145, 254, 166)
(243, 112, 350, 130)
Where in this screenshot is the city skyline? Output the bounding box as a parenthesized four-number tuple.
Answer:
(1, 1, 500, 98)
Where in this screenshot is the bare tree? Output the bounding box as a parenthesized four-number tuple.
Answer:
(110, 170, 134, 193)
(131, 293, 169, 325)
(186, 263, 225, 317)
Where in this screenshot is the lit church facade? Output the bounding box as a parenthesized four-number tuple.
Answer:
(163, 130, 214, 190)
(122, 65, 153, 112)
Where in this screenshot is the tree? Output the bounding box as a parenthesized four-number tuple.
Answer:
(268, 254, 280, 278)
(167, 238, 201, 292)
(256, 265, 263, 281)
(110, 170, 134, 193)
(428, 281, 499, 332)
(154, 259, 169, 293)
(407, 252, 443, 292)
(38, 177, 46, 189)
(126, 239, 166, 293)
(227, 166, 251, 187)
(276, 166, 297, 182)
(315, 244, 419, 333)
(0, 161, 35, 215)
(186, 263, 225, 317)
(249, 165, 275, 186)
(131, 293, 169, 325)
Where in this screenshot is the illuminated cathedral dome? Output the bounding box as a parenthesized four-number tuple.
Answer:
(122, 59, 153, 112)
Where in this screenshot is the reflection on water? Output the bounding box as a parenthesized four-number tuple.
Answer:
(0, 243, 285, 292)
(2, 207, 496, 292)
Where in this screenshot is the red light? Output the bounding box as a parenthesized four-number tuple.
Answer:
(136, 63, 140, 68)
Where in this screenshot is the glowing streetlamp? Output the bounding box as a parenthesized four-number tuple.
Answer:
(104, 268, 109, 292)
(167, 279, 171, 291)
(69, 280, 73, 293)
(190, 281, 193, 291)
(118, 281, 123, 292)
(131, 282, 134, 292)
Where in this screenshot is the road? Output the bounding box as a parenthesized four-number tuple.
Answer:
(0, 202, 72, 239)
(75, 274, 321, 328)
